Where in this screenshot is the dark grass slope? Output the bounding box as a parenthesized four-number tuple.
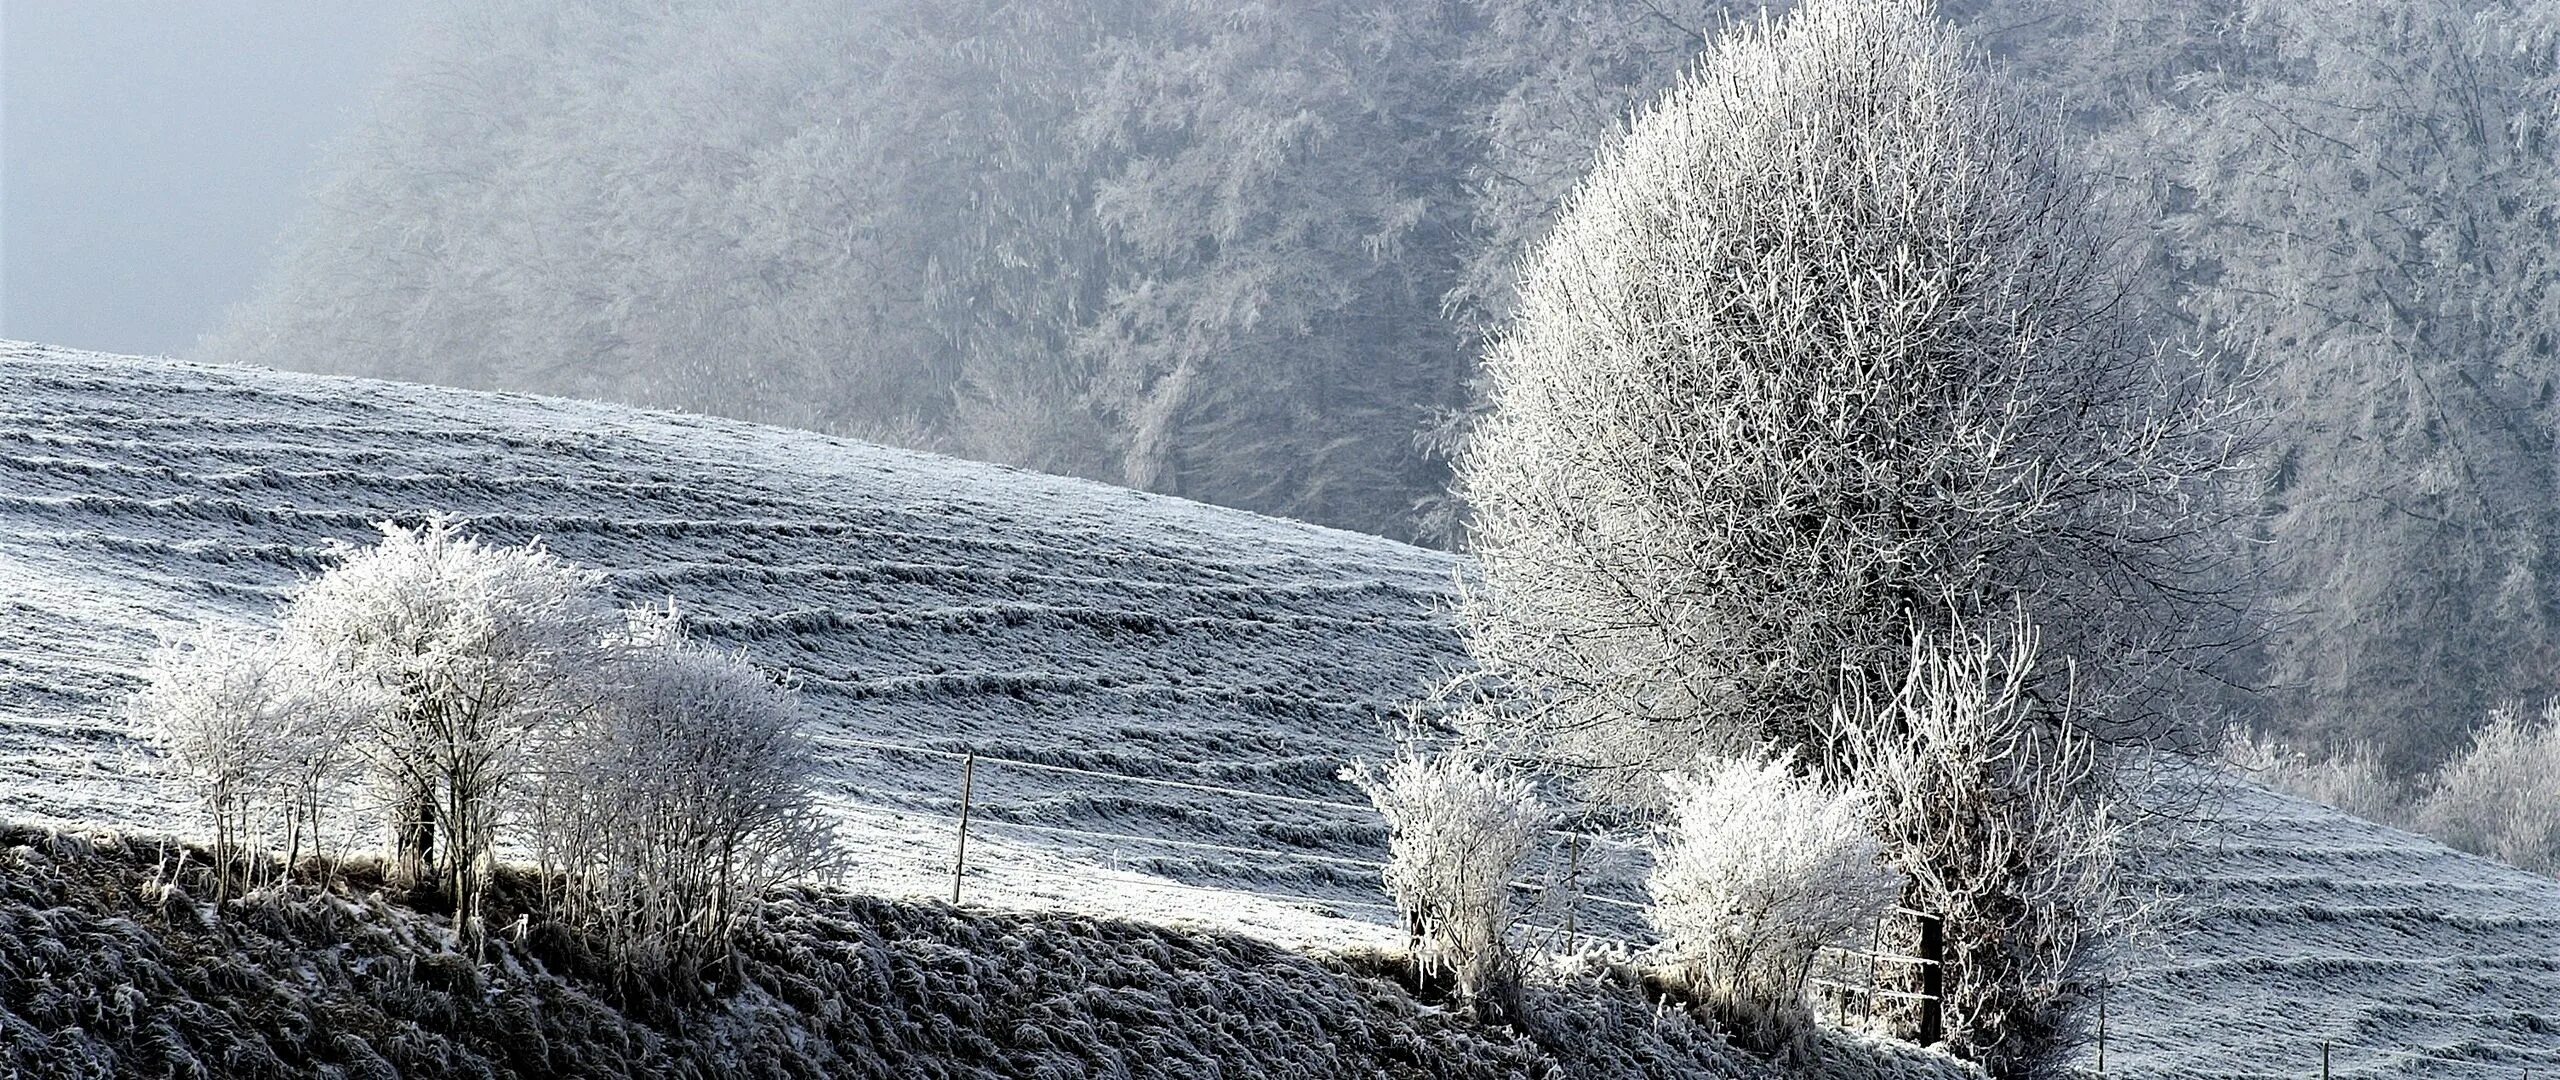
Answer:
(0, 825, 1978, 1080)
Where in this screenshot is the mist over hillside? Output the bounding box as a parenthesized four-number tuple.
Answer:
(192, 0, 2560, 779)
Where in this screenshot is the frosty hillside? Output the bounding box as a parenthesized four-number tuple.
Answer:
(5, 343, 2558, 1077)
(12, 0, 2560, 1075)
(0, 344, 1990, 1080)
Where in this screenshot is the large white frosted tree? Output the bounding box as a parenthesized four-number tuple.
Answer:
(1458, 3, 2241, 1073)
(1457, 0, 2248, 784)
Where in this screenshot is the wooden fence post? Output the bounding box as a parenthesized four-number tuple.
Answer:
(950, 750, 976, 905)
(1866, 917, 1883, 1029)
(1918, 913, 1944, 1047)
(1562, 832, 1580, 951)
(2095, 992, 2105, 1077)
(2321, 1040, 2331, 1080)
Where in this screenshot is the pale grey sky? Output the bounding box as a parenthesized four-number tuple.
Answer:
(2, 2, 415, 357)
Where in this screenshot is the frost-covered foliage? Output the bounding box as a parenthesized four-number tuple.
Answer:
(2226, 733, 2408, 828)
(1456, 0, 2246, 782)
(200, 0, 1482, 541)
(2413, 704, 2560, 877)
(284, 518, 620, 935)
(1648, 757, 1899, 1059)
(538, 615, 836, 980)
(130, 629, 362, 899)
(1833, 614, 2140, 1079)
(1347, 748, 1552, 1021)
(136, 521, 838, 972)
(2136, 0, 2560, 773)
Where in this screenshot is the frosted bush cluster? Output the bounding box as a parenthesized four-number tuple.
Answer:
(1648, 757, 1900, 1058)
(133, 630, 366, 901)
(131, 519, 833, 970)
(2412, 705, 2560, 876)
(537, 609, 838, 979)
(1347, 749, 1551, 1021)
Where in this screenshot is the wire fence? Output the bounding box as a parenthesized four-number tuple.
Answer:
(2087, 977, 2557, 1079)
(825, 733, 1938, 1031)
(820, 734, 2560, 1076)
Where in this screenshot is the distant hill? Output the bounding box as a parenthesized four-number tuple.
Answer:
(2, 341, 2554, 1077)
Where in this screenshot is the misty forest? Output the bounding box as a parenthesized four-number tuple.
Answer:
(9, 0, 2560, 1076)
(194, 0, 2560, 787)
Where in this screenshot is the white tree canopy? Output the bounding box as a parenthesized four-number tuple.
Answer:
(285, 518, 621, 934)
(1457, 0, 2247, 783)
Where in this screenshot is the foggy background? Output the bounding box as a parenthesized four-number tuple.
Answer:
(0, 2, 413, 356)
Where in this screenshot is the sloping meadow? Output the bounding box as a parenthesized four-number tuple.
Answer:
(4, 342, 2558, 1076)
(0, 340, 1463, 945)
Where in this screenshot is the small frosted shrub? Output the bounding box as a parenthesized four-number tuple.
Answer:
(133, 628, 362, 901)
(2415, 704, 2560, 875)
(2227, 731, 2407, 826)
(1348, 748, 1553, 1022)
(536, 616, 837, 983)
(1648, 756, 1900, 1058)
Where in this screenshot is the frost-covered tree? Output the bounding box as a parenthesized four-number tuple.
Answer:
(537, 616, 836, 980)
(2137, 0, 2560, 773)
(1647, 757, 1899, 1059)
(1347, 747, 1553, 1022)
(1457, 0, 2247, 785)
(132, 628, 362, 901)
(1832, 613, 2144, 1078)
(285, 519, 619, 937)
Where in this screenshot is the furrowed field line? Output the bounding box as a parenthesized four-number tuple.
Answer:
(832, 796, 1658, 959)
(828, 733, 1649, 852)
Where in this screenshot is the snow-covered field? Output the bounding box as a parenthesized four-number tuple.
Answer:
(2107, 785, 2560, 1078)
(0, 341, 1468, 951)
(3, 341, 2555, 1076)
